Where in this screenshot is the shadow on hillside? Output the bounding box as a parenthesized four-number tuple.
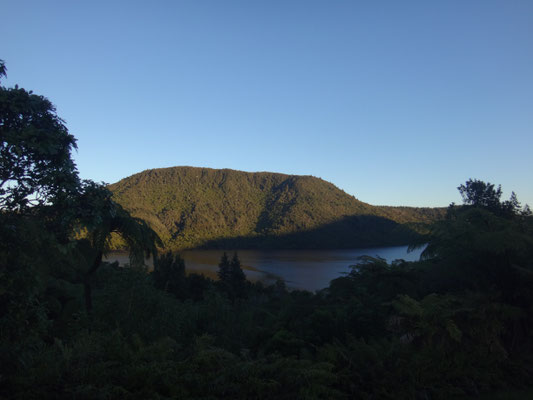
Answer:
(197, 214, 425, 250)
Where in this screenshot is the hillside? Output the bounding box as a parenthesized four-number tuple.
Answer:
(109, 167, 445, 250)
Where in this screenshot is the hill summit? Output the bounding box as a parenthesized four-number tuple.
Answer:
(109, 167, 444, 250)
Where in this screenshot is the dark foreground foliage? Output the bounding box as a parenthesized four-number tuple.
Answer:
(2, 61, 533, 399)
(2, 182, 533, 399)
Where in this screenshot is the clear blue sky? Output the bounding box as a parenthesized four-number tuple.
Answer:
(2, 0, 532, 207)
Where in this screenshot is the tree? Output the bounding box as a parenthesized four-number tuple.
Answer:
(229, 252, 246, 296)
(0, 60, 162, 314)
(501, 191, 521, 216)
(458, 178, 528, 217)
(217, 252, 247, 298)
(420, 180, 533, 299)
(0, 62, 79, 212)
(458, 179, 503, 211)
(218, 252, 231, 282)
(153, 252, 186, 297)
(0, 59, 6, 80)
(73, 181, 162, 312)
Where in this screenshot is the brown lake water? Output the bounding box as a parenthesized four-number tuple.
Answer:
(106, 245, 424, 292)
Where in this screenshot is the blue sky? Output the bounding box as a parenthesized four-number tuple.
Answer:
(2, 0, 532, 207)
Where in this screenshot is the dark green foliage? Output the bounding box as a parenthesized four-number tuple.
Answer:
(459, 178, 503, 210)
(217, 251, 231, 282)
(152, 252, 185, 295)
(73, 180, 162, 268)
(458, 178, 530, 217)
(230, 252, 246, 294)
(0, 59, 6, 79)
(3, 180, 533, 399)
(0, 215, 51, 375)
(68, 181, 162, 313)
(418, 199, 533, 301)
(109, 166, 445, 250)
(0, 79, 79, 212)
(0, 62, 163, 398)
(217, 252, 247, 299)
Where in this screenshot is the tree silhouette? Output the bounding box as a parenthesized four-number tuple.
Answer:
(458, 178, 528, 216)
(73, 181, 162, 312)
(0, 59, 6, 80)
(218, 252, 231, 282)
(0, 68, 79, 212)
(153, 252, 186, 298)
(230, 252, 246, 297)
(421, 180, 533, 300)
(217, 252, 247, 298)
(458, 179, 502, 210)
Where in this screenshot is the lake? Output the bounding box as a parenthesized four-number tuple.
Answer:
(107, 245, 424, 291)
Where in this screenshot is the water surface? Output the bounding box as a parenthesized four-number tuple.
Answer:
(183, 246, 423, 291)
(108, 245, 423, 291)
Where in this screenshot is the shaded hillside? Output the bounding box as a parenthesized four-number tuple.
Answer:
(109, 167, 444, 250)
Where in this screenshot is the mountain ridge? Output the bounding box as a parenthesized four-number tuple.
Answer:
(109, 166, 445, 250)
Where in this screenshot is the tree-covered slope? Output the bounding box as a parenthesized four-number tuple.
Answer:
(109, 167, 444, 250)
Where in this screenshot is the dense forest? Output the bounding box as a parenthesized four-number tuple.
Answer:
(2, 60, 533, 399)
(109, 167, 445, 250)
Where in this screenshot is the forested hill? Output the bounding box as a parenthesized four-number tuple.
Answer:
(109, 167, 445, 250)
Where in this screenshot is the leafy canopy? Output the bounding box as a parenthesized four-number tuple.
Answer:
(458, 178, 528, 216)
(0, 59, 79, 211)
